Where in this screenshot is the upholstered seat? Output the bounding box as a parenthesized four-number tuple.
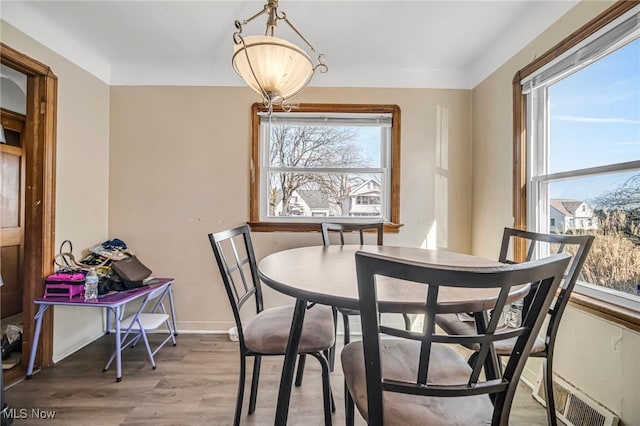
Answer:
(342, 340, 494, 425)
(244, 304, 335, 354)
(436, 313, 546, 354)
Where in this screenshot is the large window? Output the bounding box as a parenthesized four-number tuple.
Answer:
(515, 3, 640, 313)
(249, 104, 401, 232)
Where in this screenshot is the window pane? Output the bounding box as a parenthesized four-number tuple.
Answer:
(548, 38, 640, 173)
(268, 125, 381, 168)
(549, 171, 640, 297)
(1, 152, 21, 228)
(251, 104, 400, 229)
(267, 172, 384, 219)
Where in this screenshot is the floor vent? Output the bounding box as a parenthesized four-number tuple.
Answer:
(532, 369, 619, 426)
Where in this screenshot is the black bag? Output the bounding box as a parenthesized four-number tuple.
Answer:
(111, 255, 152, 289)
(98, 274, 127, 295)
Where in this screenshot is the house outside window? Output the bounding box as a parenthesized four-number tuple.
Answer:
(250, 104, 401, 232)
(517, 5, 640, 310)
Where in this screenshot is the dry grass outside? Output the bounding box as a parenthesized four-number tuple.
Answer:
(580, 233, 640, 294)
(567, 210, 640, 296)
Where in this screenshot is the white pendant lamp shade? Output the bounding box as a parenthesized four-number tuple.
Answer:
(233, 35, 314, 102)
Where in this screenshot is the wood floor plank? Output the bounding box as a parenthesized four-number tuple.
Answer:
(4, 334, 553, 425)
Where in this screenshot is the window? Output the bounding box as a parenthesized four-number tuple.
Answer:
(515, 3, 640, 312)
(250, 103, 401, 232)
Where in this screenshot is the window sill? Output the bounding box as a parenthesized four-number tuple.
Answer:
(248, 221, 404, 233)
(569, 292, 640, 333)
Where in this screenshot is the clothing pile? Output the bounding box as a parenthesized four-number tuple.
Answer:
(53, 239, 151, 295)
(1, 325, 22, 363)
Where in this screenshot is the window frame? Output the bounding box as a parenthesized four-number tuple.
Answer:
(513, 1, 640, 328)
(249, 103, 402, 232)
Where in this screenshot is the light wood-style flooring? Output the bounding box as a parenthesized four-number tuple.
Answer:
(4, 334, 553, 425)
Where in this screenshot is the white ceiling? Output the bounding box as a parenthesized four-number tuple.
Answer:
(0, 0, 579, 89)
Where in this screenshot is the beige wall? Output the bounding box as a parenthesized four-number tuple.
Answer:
(1, 22, 111, 361)
(471, 1, 639, 424)
(3, 17, 473, 363)
(109, 86, 472, 332)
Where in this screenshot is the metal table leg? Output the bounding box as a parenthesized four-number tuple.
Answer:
(105, 306, 111, 334)
(114, 305, 122, 382)
(26, 305, 49, 379)
(274, 298, 307, 425)
(167, 284, 178, 336)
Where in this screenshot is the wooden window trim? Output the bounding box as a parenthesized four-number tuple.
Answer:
(249, 103, 402, 233)
(569, 293, 640, 333)
(512, 1, 640, 328)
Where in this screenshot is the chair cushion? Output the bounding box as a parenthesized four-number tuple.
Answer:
(341, 339, 494, 425)
(244, 304, 335, 355)
(435, 313, 477, 334)
(435, 313, 546, 355)
(435, 313, 481, 351)
(494, 335, 546, 355)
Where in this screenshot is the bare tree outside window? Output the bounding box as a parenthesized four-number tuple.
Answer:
(268, 125, 366, 215)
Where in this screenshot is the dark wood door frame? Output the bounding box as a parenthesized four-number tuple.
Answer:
(1, 43, 57, 381)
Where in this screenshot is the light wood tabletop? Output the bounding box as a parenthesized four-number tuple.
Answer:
(258, 245, 529, 314)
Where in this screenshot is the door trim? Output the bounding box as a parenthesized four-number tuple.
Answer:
(1, 43, 57, 377)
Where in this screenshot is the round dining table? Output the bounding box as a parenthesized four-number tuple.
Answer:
(257, 244, 528, 425)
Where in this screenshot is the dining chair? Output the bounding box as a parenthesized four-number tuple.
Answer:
(320, 222, 412, 346)
(342, 249, 571, 426)
(103, 283, 176, 375)
(435, 227, 594, 426)
(208, 224, 335, 426)
(320, 222, 413, 422)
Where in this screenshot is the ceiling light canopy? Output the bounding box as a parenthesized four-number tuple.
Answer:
(232, 0, 327, 113)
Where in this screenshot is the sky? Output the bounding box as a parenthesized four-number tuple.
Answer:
(548, 37, 640, 203)
(269, 37, 640, 207)
(351, 37, 640, 206)
(352, 127, 382, 167)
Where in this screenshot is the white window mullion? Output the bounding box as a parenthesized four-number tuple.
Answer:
(384, 127, 391, 219)
(526, 85, 549, 232)
(259, 122, 271, 220)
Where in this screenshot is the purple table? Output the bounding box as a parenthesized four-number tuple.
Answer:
(26, 278, 176, 382)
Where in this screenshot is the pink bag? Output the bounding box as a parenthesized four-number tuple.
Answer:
(45, 272, 85, 284)
(44, 271, 86, 299)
